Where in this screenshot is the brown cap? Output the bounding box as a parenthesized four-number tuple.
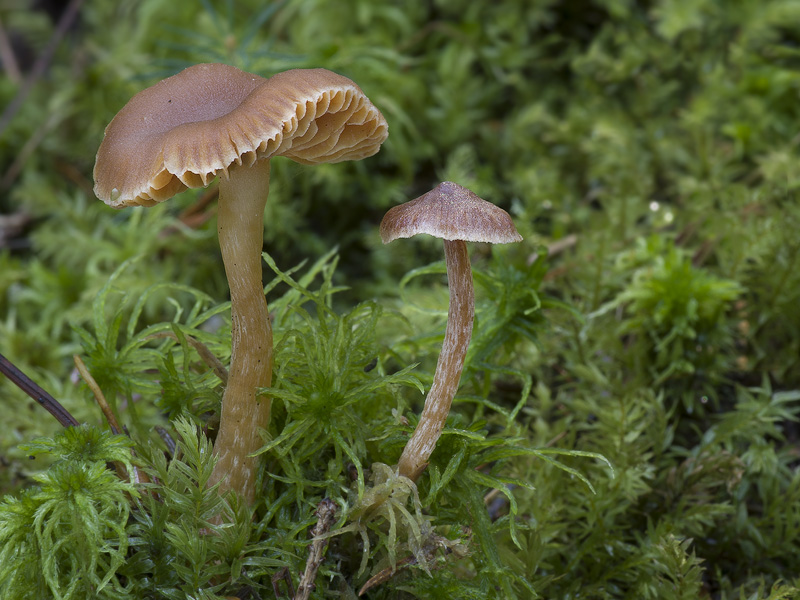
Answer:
(94, 64, 388, 208)
(380, 182, 522, 244)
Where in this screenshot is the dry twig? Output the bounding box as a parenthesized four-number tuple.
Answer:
(73, 354, 121, 434)
(146, 330, 229, 385)
(0, 18, 20, 84)
(73, 354, 150, 485)
(295, 498, 338, 600)
(155, 426, 177, 456)
(357, 532, 469, 597)
(0, 351, 79, 428)
(0, 0, 84, 137)
(271, 567, 295, 599)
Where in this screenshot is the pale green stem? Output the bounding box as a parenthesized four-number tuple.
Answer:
(397, 239, 474, 482)
(208, 160, 273, 506)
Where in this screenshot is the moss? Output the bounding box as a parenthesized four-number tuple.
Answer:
(1, 0, 800, 597)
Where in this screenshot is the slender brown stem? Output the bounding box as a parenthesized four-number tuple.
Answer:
(74, 354, 121, 434)
(295, 498, 338, 600)
(0, 18, 21, 84)
(73, 354, 152, 484)
(0, 0, 84, 138)
(0, 351, 79, 428)
(397, 239, 474, 481)
(208, 160, 273, 505)
(145, 331, 228, 384)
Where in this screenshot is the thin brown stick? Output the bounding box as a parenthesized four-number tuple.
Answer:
(54, 159, 94, 196)
(358, 554, 419, 596)
(272, 567, 295, 599)
(0, 351, 79, 427)
(146, 331, 229, 384)
(160, 186, 220, 238)
(72, 354, 139, 481)
(0, 0, 84, 137)
(155, 426, 177, 456)
(73, 355, 152, 485)
(357, 533, 465, 597)
(1, 109, 64, 189)
(179, 185, 219, 220)
(73, 354, 122, 434)
(527, 233, 578, 265)
(0, 17, 21, 84)
(0, 211, 31, 249)
(295, 499, 338, 600)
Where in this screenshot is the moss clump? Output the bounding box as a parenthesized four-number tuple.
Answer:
(2, 0, 800, 597)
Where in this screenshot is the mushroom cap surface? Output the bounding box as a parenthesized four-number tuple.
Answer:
(380, 182, 523, 244)
(94, 64, 388, 208)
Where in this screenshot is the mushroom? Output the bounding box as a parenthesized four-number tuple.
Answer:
(379, 182, 522, 482)
(94, 64, 388, 504)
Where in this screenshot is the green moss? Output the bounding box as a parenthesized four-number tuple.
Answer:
(2, 0, 800, 596)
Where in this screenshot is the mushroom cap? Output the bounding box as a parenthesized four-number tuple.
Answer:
(379, 182, 523, 244)
(94, 64, 388, 208)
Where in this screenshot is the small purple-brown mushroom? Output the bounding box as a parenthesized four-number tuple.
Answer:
(379, 182, 522, 482)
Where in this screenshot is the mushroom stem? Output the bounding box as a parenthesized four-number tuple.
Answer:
(397, 239, 474, 482)
(209, 160, 273, 505)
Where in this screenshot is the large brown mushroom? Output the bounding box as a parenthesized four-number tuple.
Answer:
(94, 63, 387, 505)
(380, 182, 522, 482)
